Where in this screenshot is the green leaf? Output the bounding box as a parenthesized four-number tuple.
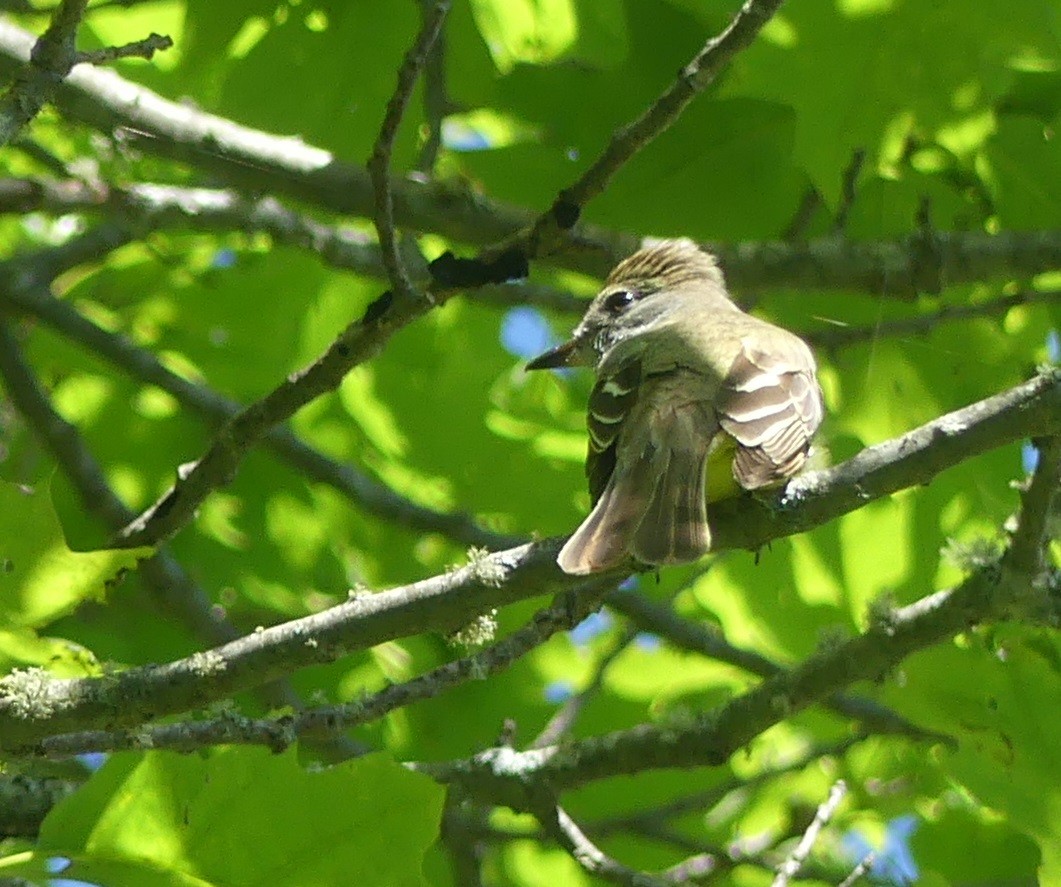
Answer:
(982, 114, 1061, 228)
(0, 480, 151, 629)
(39, 748, 445, 887)
(469, 0, 580, 73)
(884, 626, 1061, 880)
(722, 0, 1060, 205)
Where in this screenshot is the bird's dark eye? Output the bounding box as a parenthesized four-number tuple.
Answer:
(603, 289, 636, 314)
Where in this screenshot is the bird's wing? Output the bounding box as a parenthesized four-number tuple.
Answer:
(716, 333, 823, 489)
(585, 360, 641, 503)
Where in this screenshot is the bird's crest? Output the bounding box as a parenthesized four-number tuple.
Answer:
(605, 238, 724, 292)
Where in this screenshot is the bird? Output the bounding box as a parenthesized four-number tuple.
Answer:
(526, 238, 824, 575)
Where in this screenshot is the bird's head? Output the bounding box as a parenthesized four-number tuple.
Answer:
(526, 238, 728, 371)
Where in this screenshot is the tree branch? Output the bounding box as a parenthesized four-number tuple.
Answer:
(529, 625, 636, 749)
(518, 0, 788, 256)
(415, 0, 449, 173)
(587, 738, 862, 841)
(414, 424, 1059, 806)
(0, 772, 75, 838)
(0, 0, 88, 146)
(0, 370, 1055, 752)
(0, 21, 1056, 294)
(806, 289, 1061, 351)
(1003, 435, 1060, 582)
(368, 0, 449, 304)
(544, 804, 675, 886)
(837, 852, 876, 887)
(414, 564, 1003, 806)
(33, 587, 608, 758)
(73, 31, 171, 66)
(771, 780, 846, 887)
(0, 177, 587, 313)
(708, 370, 1060, 552)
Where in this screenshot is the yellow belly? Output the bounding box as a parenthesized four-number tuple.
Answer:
(705, 433, 741, 503)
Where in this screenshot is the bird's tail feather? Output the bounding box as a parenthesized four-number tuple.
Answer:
(633, 443, 710, 565)
(558, 401, 717, 574)
(557, 446, 662, 575)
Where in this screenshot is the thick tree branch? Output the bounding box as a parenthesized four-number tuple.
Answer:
(0, 0, 87, 145)
(0, 540, 595, 751)
(0, 371, 1055, 752)
(0, 21, 1056, 294)
(33, 588, 608, 758)
(0, 772, 75, 838)
(708, 370, 1060, 552)
(411, 388, 1060, 804)
(414, 561, 1035, 806)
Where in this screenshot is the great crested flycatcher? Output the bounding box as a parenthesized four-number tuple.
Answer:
(527, 238, 824, 575)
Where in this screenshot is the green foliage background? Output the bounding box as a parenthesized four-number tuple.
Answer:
(0, 0, 1059, 885)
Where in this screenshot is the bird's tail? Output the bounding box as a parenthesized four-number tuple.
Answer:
(557, 408, 715, 575)
(557, 443, 663, 575)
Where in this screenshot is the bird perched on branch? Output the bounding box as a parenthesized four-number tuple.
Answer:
(527, 238, 823, 575)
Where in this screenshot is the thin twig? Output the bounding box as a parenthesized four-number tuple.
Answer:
(548, 804, 669, 886)
(520, 0, 788, 255)
(529, 625, 637, 749)
(837, 851, 876, 887)
(831, 149, 866, 234)
(607, 588, 951, 743)
(806, 289, 1061, 350)
(416, 0, 449, 173)
(0, 232, 517, 549)
(75, 32, 172, 65)
(547, 805, 739, 886)
(1002, 434, 1061, 589)
(368, 0, 450, 304)
(771, 780, 847, 887)
(589, 737, 862, 839)
(781, 187, 822, 241)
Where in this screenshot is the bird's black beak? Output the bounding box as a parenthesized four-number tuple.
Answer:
(525, 337, 585, 371)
